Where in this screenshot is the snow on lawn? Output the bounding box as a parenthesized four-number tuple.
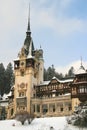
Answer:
(0, 116, 87, 130)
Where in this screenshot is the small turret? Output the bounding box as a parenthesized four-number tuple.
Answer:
(75, 58, 86, 75)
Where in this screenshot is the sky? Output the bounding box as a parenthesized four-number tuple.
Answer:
(0, 0, 87, 74)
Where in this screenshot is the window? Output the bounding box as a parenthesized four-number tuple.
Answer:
(61, 107, 63, 111)
(18, 106, 25, 111)
(37, 104, 40, 113)
(33, 94, 35, 97)
(85, 87, 87, 93)
(11, 109, 14, 116)
(21, 71, 24, 76)
(79, 86, 85, 93)
(53, 105, 55, 112)
(23, 107, 25, 110)
(68, 104, 72, 111)
(33, 105, 35, 112)
(19, 92, 25, 97)
(42, 104, 48, 114)
(49, 104, 55, 112)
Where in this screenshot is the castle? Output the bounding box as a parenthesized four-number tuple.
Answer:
(5, 11, 87, 119)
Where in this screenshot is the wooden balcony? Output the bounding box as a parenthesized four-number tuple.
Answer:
(71, 91, 87, 102)
(16, 97, 27, 107)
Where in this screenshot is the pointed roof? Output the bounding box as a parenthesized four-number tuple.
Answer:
(76, 65, 86, 75)
(15, 5, 35, 61)
(75, 58, 86, 75)
(23, 5, 34, 57)
(27, 38, 34, 59)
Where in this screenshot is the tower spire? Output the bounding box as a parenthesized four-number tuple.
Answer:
(26, 3, 31, 36)
(80, 56, 85, 71)
(81, 56, 83, 67)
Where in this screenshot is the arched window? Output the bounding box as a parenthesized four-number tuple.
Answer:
(11, 108, 14, 116)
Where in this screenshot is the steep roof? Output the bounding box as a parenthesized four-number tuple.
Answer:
(17, 6, 35, 59)
(75, 63, 86, 75)
(23, 11, 34, 57)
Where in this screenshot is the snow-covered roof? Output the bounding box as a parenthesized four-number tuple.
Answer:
(2, 91, 12, 100)
(14, 57, 19, 61)
(40, 81, 50, 86)
(39, 76, 73, 86)
(27, 55, 35, 59)
(59, 78, 73, 83)
(52, 76, 73, 83)
(75, 64, 86, 75)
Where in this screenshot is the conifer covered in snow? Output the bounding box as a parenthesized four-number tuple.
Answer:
(67, 101, 87, 127)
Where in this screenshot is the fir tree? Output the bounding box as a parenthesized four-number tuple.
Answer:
(0, 63, 5, 96)
(5, 63, 14, 94)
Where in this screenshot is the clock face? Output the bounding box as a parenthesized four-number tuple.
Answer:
(21, 61, 24, 66)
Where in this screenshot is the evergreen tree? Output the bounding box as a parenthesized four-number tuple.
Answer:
(68, 66, 74, 77)
(67, 101, 87, 127)
(55, 72, 63, 79)
(5, 63, 14, 94)
(0, 63, 5, 96)
(44, 65, 63, 81)
(44, 68, 48, 81)
(47, 65, 55, 80)
(65, 66, 75, 77)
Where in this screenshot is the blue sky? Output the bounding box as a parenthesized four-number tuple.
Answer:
(0, 0, 87, 74)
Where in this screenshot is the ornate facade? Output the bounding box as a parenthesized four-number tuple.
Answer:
(7, 13, 87, 119)
(70, 64, 87, 111)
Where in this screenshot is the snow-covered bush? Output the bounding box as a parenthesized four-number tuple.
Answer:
(15, 111, 34, 125)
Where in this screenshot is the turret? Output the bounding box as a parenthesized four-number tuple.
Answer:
(13, 6, 44, 116)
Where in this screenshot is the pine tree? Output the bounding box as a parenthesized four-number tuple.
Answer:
(44, 65, 63, 81)
(65, 66, 75, 77)
(67, 101, 87, 127)
(0, 63, 5, 96)
(44, 68, 48, 81)
(47, 65, 55, 80)
(5, 63, 14, 94)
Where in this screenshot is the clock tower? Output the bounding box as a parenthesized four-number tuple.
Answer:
(13, 11, 44, 115)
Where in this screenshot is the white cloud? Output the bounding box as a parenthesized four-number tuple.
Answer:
(56, 60, 87, 75)
(0, 0, 86, 41)
(55, 18, 85, 36)
(30, 1, 87, 36)
(0, 0, 27, 66)
(0, 0, 87, 67)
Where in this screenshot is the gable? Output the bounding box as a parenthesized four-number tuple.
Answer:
(49, 78, 59, 85)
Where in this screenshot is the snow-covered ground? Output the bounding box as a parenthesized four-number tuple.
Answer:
(0, 117, 87, 130)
